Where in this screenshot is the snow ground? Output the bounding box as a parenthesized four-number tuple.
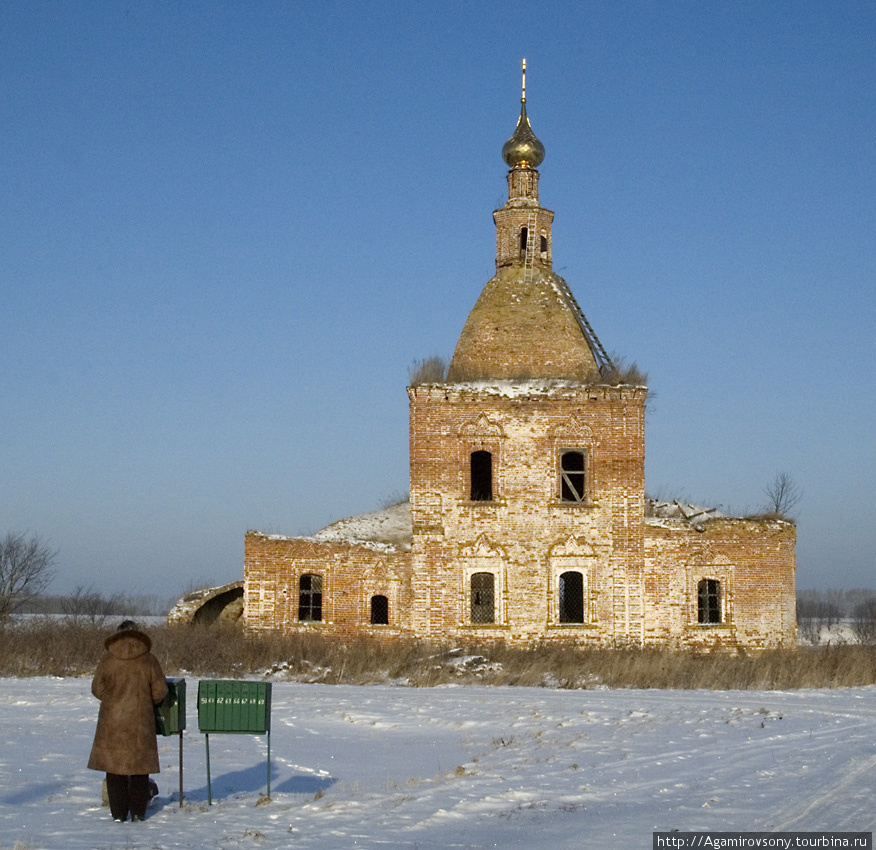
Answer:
(1, 679, 874, 850)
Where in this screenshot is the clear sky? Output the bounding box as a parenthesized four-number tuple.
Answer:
(2, 1, 874, 597)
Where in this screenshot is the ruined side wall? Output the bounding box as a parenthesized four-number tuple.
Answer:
(408, 383, 647, 644)
(644, 519, 797, 650)
(244, 533, 413, 638)
(167, 580, 244, 626)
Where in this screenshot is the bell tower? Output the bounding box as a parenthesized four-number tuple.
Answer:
(447, 61, 610, 383)
(409, 62, 647, 644)
(493, 60, 555, 272)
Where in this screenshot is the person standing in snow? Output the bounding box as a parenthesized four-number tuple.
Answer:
(87, 620, 168, 822)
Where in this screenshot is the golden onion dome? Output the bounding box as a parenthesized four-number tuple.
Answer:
(502, 100, 545, 169)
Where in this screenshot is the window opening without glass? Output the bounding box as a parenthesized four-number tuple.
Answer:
(370, 595, 389, 625)
(470, 450, 493, 501)
(559, 450, 587, 502)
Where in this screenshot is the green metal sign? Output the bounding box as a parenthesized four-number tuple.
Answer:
(197, 680, 271, 733)
(197, 680, 273, 804)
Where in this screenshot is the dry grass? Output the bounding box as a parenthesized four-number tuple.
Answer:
(599, 355, 648, 387)
(0, 619, 106, 677)
(3, 620, 876, 690)
(413, 353, 648, 388)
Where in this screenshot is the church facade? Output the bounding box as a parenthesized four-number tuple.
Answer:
(243, 84, 796, 651)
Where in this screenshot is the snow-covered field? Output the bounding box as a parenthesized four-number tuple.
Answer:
(1, 679, 874, 850)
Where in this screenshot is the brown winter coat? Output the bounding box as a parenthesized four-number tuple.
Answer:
(87, 629, 168, 775)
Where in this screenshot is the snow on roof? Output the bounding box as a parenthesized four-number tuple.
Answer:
(645, 499, 725, 529)
(259, 499, 738, 550)
(311, 500, 413, 552)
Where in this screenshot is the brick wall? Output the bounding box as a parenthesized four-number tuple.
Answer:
(244, 532, 412, 639)
(242, 384, 796, 652)
(644, 519, 797, 650)
(408, 382, 648, 644)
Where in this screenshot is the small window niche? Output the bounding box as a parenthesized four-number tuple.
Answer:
(370, 594, 389, 625)
(470, 450, 493, 501)
(470, 572, 495, 624)
(559, 449, 587, 503)
(697, 579, 721, 624)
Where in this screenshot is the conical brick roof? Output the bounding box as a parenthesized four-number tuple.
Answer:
(447, 65, 608, 383)
(448, 265, 602, 381)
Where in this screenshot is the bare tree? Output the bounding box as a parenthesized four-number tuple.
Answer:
(851, 596, 876, 645)
(795, 590, 822, 643)
(796, 588, 847, 643)
(61, 584, 125, 626)
(763, 471, 802, 518)
(0, 532, 57, 619)
(825, 588, 847, 630)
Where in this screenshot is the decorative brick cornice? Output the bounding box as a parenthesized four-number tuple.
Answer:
(409, 382, 647, 403)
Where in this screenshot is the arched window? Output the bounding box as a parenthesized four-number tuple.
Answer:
(470, 572, 495, 623)
(470, 450, 493, 501)
(519, 227, 528, 252)
(540, 234, 548, 254)
(559, 449, 587, 503)
(370, 594, 389, 625)
(298, 573, 322, 622)
(697, 579, 721, 624)
(559, 571, 585, 623)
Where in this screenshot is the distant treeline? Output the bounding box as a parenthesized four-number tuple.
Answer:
(11, 587, 876, 644)
(14, 586, 175, 620)
(797, 587, 876, 644)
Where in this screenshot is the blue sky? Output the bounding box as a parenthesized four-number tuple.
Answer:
(2, 1, 873, 597)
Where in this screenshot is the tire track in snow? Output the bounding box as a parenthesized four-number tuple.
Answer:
(765, 749, 876, 830)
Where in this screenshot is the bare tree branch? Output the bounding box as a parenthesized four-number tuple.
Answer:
(0, 532, 57, 618)
(763, 471, 802, 518)
(852, 596, 876, 645)
(61, 584, 126, 626)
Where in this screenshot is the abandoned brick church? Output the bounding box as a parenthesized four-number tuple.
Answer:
(242, 76, 797, 650)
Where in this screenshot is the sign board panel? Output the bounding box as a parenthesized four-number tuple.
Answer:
(197, 680, 271, 734)
(196, 680, 273, 803)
